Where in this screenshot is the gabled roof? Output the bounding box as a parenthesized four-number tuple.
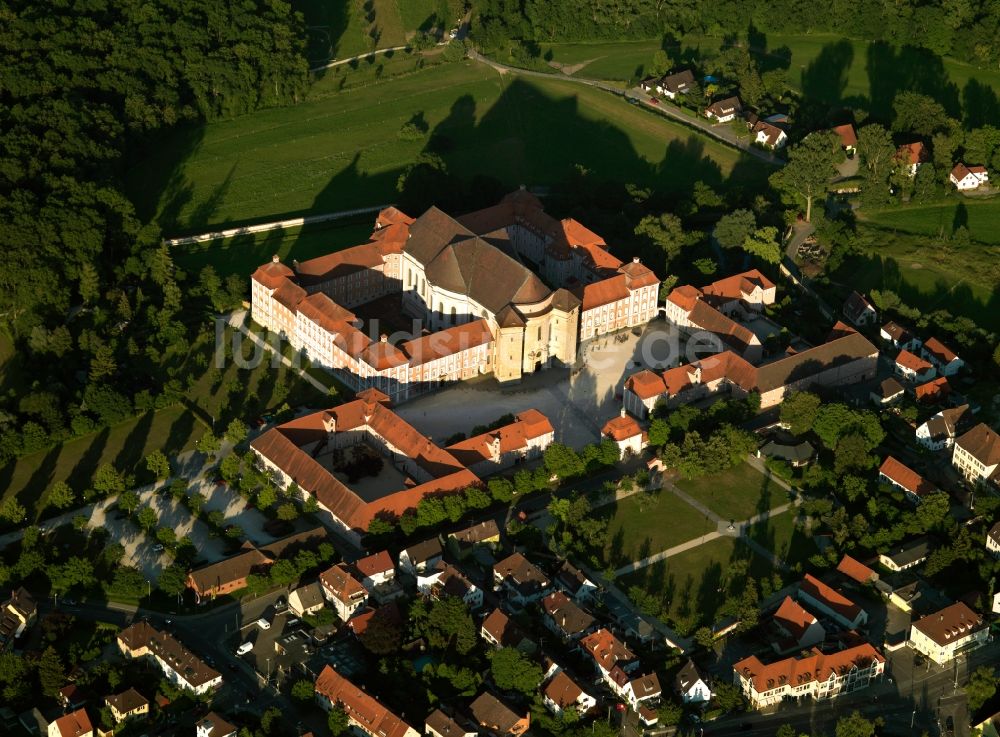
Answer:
(911, 602, 985, 646)
(320, 564, 367, 605)
(833, 124, 857, 148)
(687, 299, 759, 354)
(602, 412, 643, 442)
(581, 628, 635, 672)
(554, 560, 592, 596)
(915, 376, 950, 402)
(752, 119, 786, 147)
(881, 321, 913, 343)
(51, 708, 93, 737)
(774, 596, 819, 642)
(923, 337, 959, 364)
(315, 665, 415, 737)
(896, 142, 929, 166)
(542, 591, 595, 635)
(956, 423, 1000, 467)
(469, 692, 525, 733)
(660, 69, 695, 93)
(702, 269, 775, 303)
(251, 258, 296, 290)
(481, 608, 530, 648)
(843, 291, 875, 322)
(447, 410, 554, 466)
(402, 537, 443, 565)
(426, 709, 474, 737)
(106, 687, 148, 714)
(874, 377, 905, 399)
(544, 670, 585, 707)
(706, 96, 741, 116)
(879, 456, 936, 498)
(880, 537, 931, 567)
(800, 574, 862, 622)
(199, 712, 237, 737)
(895, 349, 933, 373)
(836, 555, 876, 584)
(376, 206, 415, 228)
(674, 659, 705, 694)
(494, 553, 549, 595)
(449, 519, 501, 545)
(921, 404, 970, 441)
(354, 550, 394, 578)
(734, 642, 884, 695)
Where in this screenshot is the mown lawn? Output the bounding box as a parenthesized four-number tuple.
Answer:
(600, 490, 716, 568)
(746, 510, 817, 571)
(860, 198, 1000, 245)
(129, 59, 769, 233)
(618, 536, 775, 628)
(674, 462, 790, 523)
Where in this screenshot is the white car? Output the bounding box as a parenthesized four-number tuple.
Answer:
(256, 618, 271, 630)
(152, 544, 165, 552)
(237, 642, 253, 655)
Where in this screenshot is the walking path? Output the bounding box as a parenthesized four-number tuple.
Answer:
(467, 50, 785, 166)
(228, 310, 333, 395)
(309, 46, 408, 73)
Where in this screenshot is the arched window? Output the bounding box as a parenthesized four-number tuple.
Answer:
(451, 306, 457, 321)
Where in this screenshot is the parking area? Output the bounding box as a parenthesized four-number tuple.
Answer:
(398, 321, 677, 448)
(194, 477, 278, 546)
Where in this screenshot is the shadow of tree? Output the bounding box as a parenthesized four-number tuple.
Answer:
(866, 42, 961, 122)
(800, 40, 854, 110)
(67, 427, 111, 497)
(113, 410, 155, 479)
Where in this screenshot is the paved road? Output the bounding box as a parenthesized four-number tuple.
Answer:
(467, 50, 785, 166)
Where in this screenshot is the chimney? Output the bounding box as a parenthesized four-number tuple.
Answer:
(380, 334, 388, 343)
(271, 254, 280, 263)
(632, 256, 640, 263)
(620, 407, 626, 418)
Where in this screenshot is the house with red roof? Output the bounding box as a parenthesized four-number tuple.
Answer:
(320, 564, 368, 621)
(47, 708, 93, 737)
(836, 555, 877, 585)
(601, 409, 647, 459)
(832, 124, 857, 155)
(894, 349, 935, 382)
(797, 574, 867, 629)
(446, 409, 554, 476)
(921, 337, 963, 376)
(314, 666, 419, 737)
(772, 596, 826, 654)
(949, 163, 989, 190)
(896, 142, 929, 177)
(915, 376, 950, 404)
(879, 456, 937, 503)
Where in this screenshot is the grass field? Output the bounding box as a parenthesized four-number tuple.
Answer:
(747, 511, 816, 570)
(130, 59, 769, 233)
(618, 536, 773, 627)
(600, 490, 716, 567)
(860, 198, 1000, 245)
(675, 462, 791, 523)
(0, 327, 329, 523)
(534, 33, 1000, 123)
(173, 219, 375, 280)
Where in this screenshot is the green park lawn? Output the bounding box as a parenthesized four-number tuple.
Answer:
(860, 198, 1000, 245)
(674, 462, 790, 523)
(618, 536, 774, 628)
(0, 326, 330, 524)
(128, 58, 769, 234)
(601, 490, 716, 567)
(747, 510, 817, 570)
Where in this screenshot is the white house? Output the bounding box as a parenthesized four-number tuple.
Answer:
(618, 672, 662, 709)
(772, 596, 826, 654)
(880, 321, 921, 351)
(878, 456, 936, 503)
(417, 561, 483, 609)
(601, 410, 646, 460)
(879, 538, 931, 572)
(894, 349, 936, 382)
(950, 163, 989, 190)
(797, 574, 867, 630)
(196, 713, 237, 737)
(288, 582, 326, 618)
(987, 522, 1000, 557)
(751, 120, 787, 149)
(921, 337, 964, 376)
(705, 96, 742, 123)
(657, 69, 695, 98)
(117, 621, 222, 695)
(843, 291, 877, 327)
(542, 670, 597, 717)
(915, 404, 970, 451)
(425, 710, 477, 737)
(319, 564, 368, 622)
(674, 660, 712, 704)
(952, 423, 1000, 487)
(48, 709, 93, 737)
(399, 538, 443, 576)
(896, 142, 928, 177)
(493, 552, 550, 605)
(908, 602, 987, 665)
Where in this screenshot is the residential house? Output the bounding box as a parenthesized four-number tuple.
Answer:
(446, 520, 501, 559)
(554, 561, 598, 603)
(656, 69, 695, 98)
(915, 376, 950, 404)
(843, 292, 877, 326)
(315, 666, 419, 737)
(880, 322, 921, 351)
(616, 672, 661, 710)
(320, 564, 368, 621)
(987, 522, 1000, 557)
(601, 410, 647, 460)
(908, 602, 988, 664)
(59, 685, 86, 711)
(446, 409, 555, 477)
(0, 587, 37, 650)
(952, 423, 1000, 487)
(878, 537, 931, 572)
(347, 601, 402, 639)
(894, 350, 935, 382)
(581, 629, 639, 690)
(915, 404, 971, 450)
(797, 574, 867, 629)
(480, 609, 535, 652)
(399, 538, 444, 576)
(704, 96, 742, 123)
(354, 550, 396, 589)
(870, 377, 905, 406)
(757, 438, 815, 467)
(541, 591, 596, 642)
(196, 713, 237, 737)
(105, 688, 148, 724)
(288, 582, 326, 618)
(896, 142, 928, 177)
(493, 553, 550, 605)
(833, 124, 857, 156)
(542, 670, 596, 717)
(772, 596, 826, 654)
(733, 643, 885, 708)
(425, 710, 477, 737)
(878, 456, 936, 503)
(921, 337, 964, 376)
(469, 693, 529, 737)
(751, 120, 787, 149)
(117, 621, 222, 695)
(417, 561, 483, 609)
(674, 660, 712, 704)
(836, 555, 878, 585)
(950, 163, 989, 190)
(48, 709, 92, 737)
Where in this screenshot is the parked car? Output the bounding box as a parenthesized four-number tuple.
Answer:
(256, 618, 271, 630)
(237, 642, 254, 655)
(153, 544, 165, 552)
(648, 96, 659, 105)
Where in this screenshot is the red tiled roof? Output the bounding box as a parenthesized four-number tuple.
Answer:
(895, 349, 932, 372)
(897, 142, 928, 166)
(577, 274, 630, 310)
(734, 643, 884, 695)
(624, 370, 667, 400)
(354, 550, 394, 578)
(688, 300, 758, 353)
(252, 259, 296, 289)
(544, 671, 584, 707)
(800, 574, 862, 622)
(833, 124, 857, 148)
(602, 413, 642, 442)
(774, 596, 818, 642)
(702, 269, 775, 303)
(881, 321, 912, 342)
(836, 555, 876, 584)
(581, 628, 634, 672)
(52, 708, 92, 737)
(923, 337, 958, 364)
(879, 456, 936, 498)
(315, 665, 415, 737)
(295, 242, 384, 285)
(400, 319, 493, 367)
(666, 285, 702, 312)
(377, 206, 415, 227)
(320, 564, 367, 605)
(447, 409, 554, 465)
(915, 376, 950, 402)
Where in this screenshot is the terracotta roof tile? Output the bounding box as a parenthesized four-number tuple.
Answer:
(879, 456, 936, 498)
(923, 337, 958, 364)
(315, 665, 415, 737)
(800, 574, 862, 622)
(896, 349, 933, 372)
(836, 555, 876, 584)
(734, 642, 884, 695)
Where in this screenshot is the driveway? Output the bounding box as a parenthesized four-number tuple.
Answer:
(397, 321, 678, 447)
